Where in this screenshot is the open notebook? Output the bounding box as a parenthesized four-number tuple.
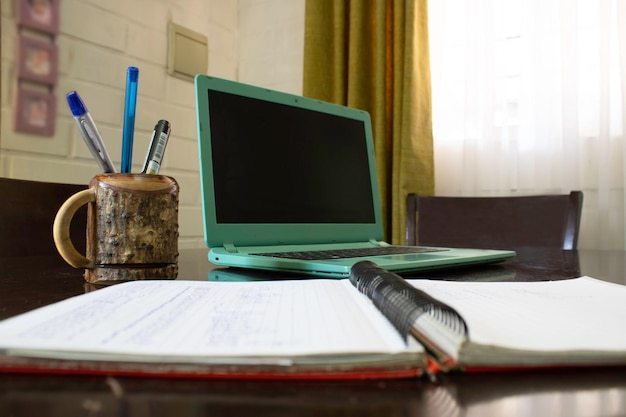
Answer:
(1, 271, 626, 379)
(194, 75, 515, 277)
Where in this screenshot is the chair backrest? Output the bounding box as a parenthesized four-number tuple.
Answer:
(406, 191, 584, 250)
(0, 177, 87, 257)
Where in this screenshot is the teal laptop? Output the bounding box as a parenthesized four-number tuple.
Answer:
(194, 75, 515, 277)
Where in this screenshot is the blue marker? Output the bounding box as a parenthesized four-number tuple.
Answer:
(121, 66, 139, 173)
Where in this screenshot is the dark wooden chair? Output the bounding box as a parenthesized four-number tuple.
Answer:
(0, 177, 87, 257)
(406, 191, 584, 250)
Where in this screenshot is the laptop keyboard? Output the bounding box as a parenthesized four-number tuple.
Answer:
(252, 246, 447, 261)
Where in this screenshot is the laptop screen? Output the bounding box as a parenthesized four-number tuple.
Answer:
(207, 90, 376, 224)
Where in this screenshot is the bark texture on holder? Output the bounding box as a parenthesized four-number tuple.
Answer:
(85, 174, 179, 284)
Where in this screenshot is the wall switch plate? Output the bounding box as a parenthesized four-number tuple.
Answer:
(168, 22, 208, 80)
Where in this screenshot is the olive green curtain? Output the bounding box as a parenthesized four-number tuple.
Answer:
(303, 0, 434, 244)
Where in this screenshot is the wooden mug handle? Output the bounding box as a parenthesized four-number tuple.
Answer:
(53, 188, 95, 268)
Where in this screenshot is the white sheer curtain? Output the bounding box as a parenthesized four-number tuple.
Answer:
(428, 0, 626, 250)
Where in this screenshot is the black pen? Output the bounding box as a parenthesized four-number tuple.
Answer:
(142, 120, 171, 174)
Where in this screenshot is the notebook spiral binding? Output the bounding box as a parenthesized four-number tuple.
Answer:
(349, 261, 469, 340)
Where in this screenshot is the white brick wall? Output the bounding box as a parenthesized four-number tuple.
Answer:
(0, 0, 304, 249)
(238, 0, 304, 94)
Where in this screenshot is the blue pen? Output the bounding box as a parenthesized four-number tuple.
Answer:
(121, 66, 139, 173)
(66, 91, 116, 173)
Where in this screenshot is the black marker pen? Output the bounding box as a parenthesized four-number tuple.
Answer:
(142, 120, 171, 174)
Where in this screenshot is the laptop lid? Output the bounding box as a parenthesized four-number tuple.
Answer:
(195, 75, 384, 249)
(194, 75, 515, 277)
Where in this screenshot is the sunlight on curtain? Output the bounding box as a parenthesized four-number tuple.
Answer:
(428, 0, 626, 250)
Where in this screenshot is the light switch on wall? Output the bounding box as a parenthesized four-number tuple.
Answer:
(168, 22, 208, 80)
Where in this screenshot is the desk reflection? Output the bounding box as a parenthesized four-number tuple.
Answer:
(3, 369, 626, 417)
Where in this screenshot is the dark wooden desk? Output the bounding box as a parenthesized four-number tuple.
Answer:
(2, 249, 626, 417)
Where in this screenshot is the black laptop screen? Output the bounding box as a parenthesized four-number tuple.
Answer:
(207, 90, 376, 224)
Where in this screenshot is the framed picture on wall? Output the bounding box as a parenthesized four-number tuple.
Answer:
(17, 0, 59, 35)
(14, 87, 56, 136)
(17, 36, 57, 85)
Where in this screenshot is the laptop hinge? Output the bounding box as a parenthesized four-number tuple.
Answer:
(223, 243, 238, 253)
(369, 239, 388, 247)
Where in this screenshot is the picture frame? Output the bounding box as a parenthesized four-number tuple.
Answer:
(17, 0, 59, 35)
(17, 36, 57, 85)
(14, 87, 56, 136)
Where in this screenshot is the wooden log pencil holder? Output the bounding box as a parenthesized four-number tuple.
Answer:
(54, 174, 179, 284)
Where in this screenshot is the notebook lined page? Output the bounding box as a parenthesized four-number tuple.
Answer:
(408, 277, 626, 352)
(0, 279, 415, 360)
